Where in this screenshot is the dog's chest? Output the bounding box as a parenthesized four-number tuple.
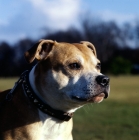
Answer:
(38, 111, 73, 140)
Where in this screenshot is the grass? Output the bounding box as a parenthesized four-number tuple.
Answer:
(0, 77, 18, 90)
(73, 75, 139, 140)
(0, 75, 139, 140)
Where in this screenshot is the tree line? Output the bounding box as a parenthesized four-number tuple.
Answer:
(0, 19, 139, 77)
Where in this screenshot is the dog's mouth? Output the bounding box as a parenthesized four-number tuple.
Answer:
(72, 91, 108, 102)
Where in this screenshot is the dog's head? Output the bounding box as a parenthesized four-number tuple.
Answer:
(25, 40, 110, 112)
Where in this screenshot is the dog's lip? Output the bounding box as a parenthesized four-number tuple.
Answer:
(94, 91, 108, 99)
(72, 91, 108, 102)
(87, 93, 105, 102)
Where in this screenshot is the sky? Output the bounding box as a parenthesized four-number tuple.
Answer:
(0, 0, 139, 45)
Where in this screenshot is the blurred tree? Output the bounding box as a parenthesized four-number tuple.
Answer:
(110, 56, 132, 75)
(135, 21, 139, 48)
(13, 39, 35, 75)
(43, 27, 83, 43)
(0, 42, 15, 76)
(82, 20, 120, 59)
(0, 18, 139, 76)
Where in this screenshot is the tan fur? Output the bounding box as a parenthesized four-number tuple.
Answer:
(0, 40, 110, 140)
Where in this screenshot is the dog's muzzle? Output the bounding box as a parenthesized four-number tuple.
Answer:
(72, 75, 110, 102)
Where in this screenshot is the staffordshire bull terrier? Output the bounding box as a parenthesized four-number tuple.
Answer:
(0, 40, 110, 140)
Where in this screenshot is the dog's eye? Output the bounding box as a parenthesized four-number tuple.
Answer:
(68, 63, 81, 70)
(96, 63, 101, 70)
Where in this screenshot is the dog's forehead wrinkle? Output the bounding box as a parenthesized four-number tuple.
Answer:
(74, 54, 84, 64)
(51, 44, 99, 73)
(51, 47, 83, 66)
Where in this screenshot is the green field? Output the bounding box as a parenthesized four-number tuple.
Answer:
(0, 76, 139, 140)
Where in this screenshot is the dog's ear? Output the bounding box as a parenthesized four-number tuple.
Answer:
(80, 41, 97, 57)
(24, 39, 55, 63)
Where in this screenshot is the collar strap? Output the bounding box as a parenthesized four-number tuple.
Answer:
(22, 70, 73, 121)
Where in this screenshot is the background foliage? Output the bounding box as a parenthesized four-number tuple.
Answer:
(0, 19, 139, 76)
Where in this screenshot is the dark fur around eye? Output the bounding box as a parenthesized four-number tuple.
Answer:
(68, 63, 81, 70)
(96, 63, 101, 70)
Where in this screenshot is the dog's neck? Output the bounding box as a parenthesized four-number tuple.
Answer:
(28, 66, 75, 120)
(28, 66, 73, 140)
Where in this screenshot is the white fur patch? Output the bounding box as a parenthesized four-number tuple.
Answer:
(39, 110, 73, 140)
(29, 65, 47, 104)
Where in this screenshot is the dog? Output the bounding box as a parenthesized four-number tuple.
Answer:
(0, 40, 110, 140)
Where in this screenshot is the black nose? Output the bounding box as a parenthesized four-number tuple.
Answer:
(96, 75, 109, 87)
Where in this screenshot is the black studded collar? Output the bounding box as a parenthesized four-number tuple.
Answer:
(6, 70, 73, 121)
